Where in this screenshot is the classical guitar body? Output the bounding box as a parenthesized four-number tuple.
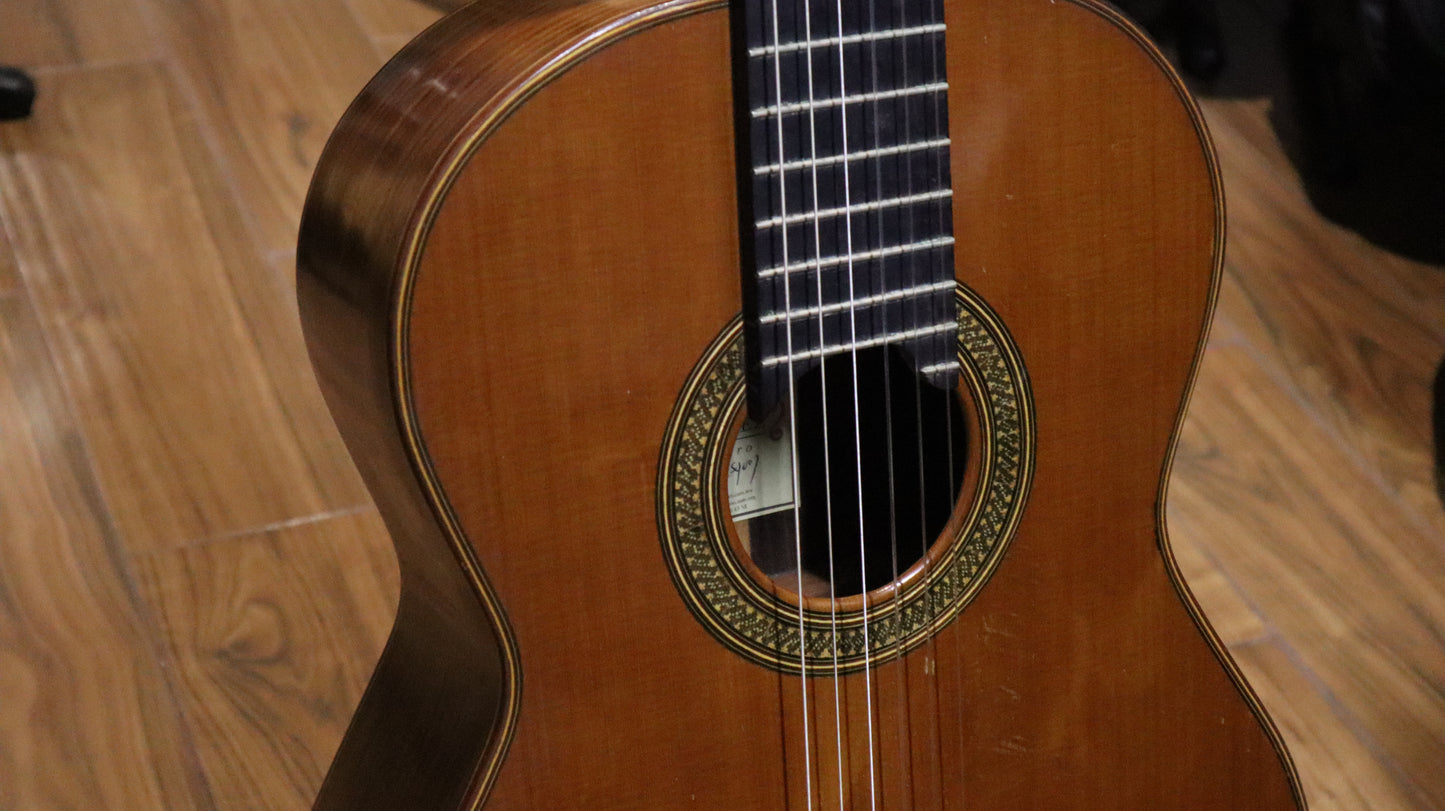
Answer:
(297, 0, 1305, 807)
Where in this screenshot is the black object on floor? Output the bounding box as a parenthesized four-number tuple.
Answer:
(1284, 0, 1445, 265)
(1, 66, 36, 121)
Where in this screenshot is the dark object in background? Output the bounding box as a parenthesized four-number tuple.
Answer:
(1112, 0, 1229, 80)
(1284, 0, 1445, 264)
(1, 66, 36, 121)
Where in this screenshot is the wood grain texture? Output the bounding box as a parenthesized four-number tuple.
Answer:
(1206, 99, 1445, 540)
(0, 295, 210, 810)
(131, 509, 398, 811)
(142, 0, 386, 252)
(0, 64, 355, 550)
(0, 0, 156, 68)
(1233, 641, 1428, 811)
(0, 0, 1440, 807)
(344, 0, 446, 42)
(261, 252, 374, 513)
(0, 222, 18, 298)
(299, 0, 1299, 805)
(0, 2, 426, 807)
(1169, 522, 1269, 647)
(1171, 337, 1445, 808)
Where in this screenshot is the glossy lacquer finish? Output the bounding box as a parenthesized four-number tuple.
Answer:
(296, 0, 1305, 806)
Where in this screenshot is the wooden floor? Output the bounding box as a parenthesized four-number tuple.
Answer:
(0, 0, 1441, 808)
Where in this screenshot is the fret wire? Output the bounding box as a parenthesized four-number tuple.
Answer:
(751, 81, 948, 118)
(761, 118, 949, 168)
(753, 138, 950, 175)
(756, 188, 952, 229)
(755, 236, 954, 278)
(747, 23, 946, 57)
(918, 359, 960, 376)
(758, 279, 956, 324)
(740, 0, 959, 406)
(759, 321, 959, 367)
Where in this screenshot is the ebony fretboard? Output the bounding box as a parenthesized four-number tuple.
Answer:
(734, 0, 958, 415)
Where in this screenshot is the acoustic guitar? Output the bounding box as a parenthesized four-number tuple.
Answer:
(296, 0, 1306, 806)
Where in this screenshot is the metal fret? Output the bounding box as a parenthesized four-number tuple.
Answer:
(758, 279, 957, 324)
(753, 138, 950, 175)
(759, 321, 959, 367)
(750, 82, 948, 118)
(747, 24, 946, 57)
(756, 189, 952, 229)
(761, 114, 948, 168)
(755, 236, 955, 279)
(918, 359, 960, 376)
(738, 0, 958, 407)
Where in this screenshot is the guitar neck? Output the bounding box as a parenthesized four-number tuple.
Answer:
(736, 0, 960, 415)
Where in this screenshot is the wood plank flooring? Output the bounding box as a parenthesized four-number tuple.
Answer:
(0, 0, 1441, 808)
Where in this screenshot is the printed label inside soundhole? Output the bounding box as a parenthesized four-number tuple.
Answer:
(727, 421, 794, 521)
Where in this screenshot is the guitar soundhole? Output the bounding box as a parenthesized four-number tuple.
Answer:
(732, 344, 969, 599)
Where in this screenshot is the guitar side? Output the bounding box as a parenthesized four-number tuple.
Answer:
(296, 0, 1306, 807)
